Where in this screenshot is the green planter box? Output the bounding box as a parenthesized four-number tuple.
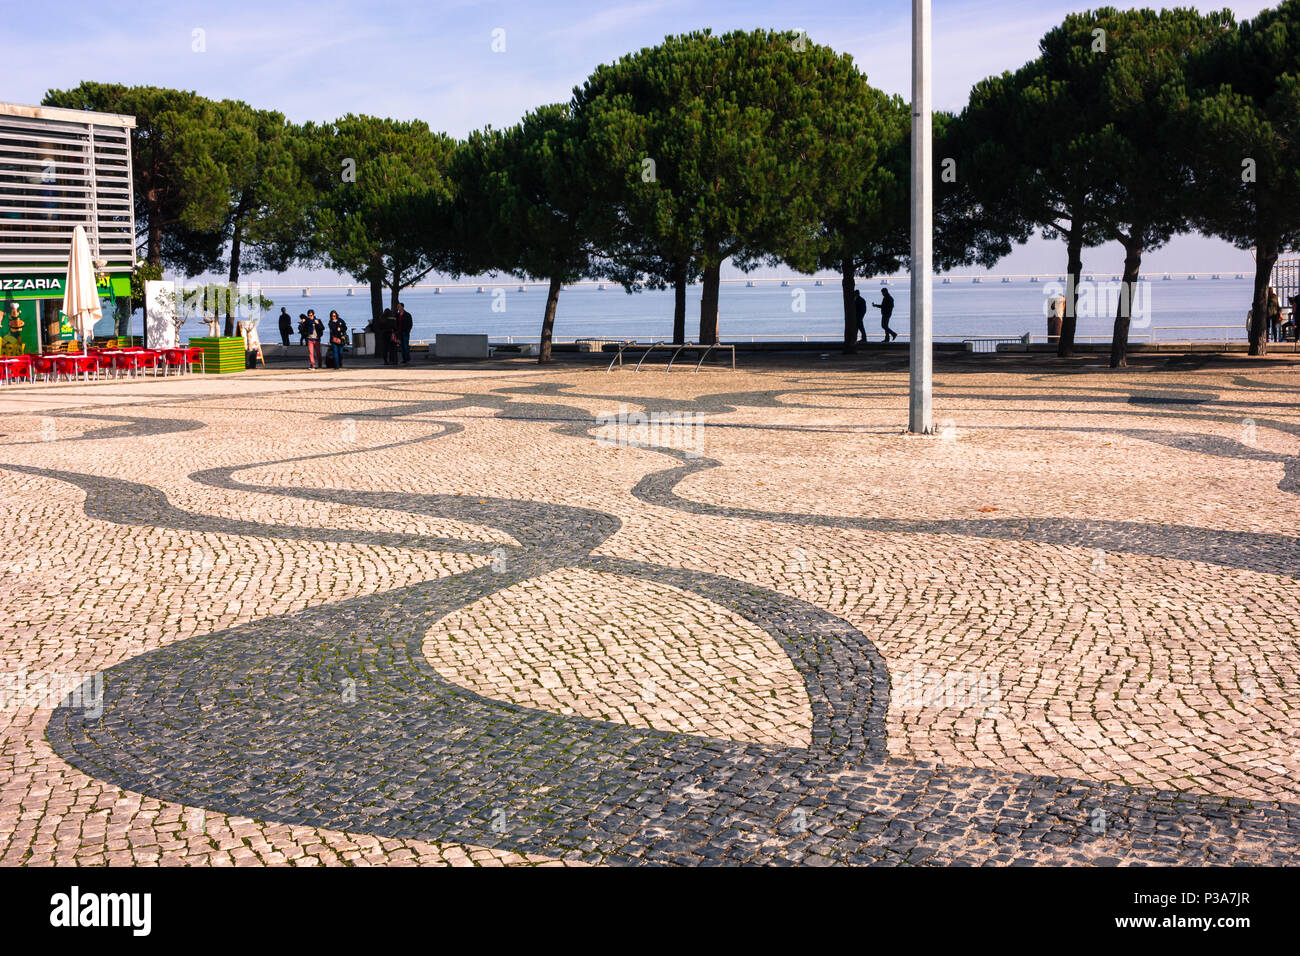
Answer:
(189, 336, 246, 374)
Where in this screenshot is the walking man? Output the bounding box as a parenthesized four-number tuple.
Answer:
(395, 302, 413, 364)
(853, 290, 868, 343)
(872, 287, 898, 342)
(301, 309, 324, 370)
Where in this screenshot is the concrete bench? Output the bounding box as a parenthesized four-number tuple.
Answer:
(435, 334, 490, 359)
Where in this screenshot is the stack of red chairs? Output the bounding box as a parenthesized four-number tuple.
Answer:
(0, 355, 33, 384)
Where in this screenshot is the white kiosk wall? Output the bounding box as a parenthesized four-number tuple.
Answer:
(144, 280, 176, 349)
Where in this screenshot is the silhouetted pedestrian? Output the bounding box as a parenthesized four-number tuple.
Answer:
(379, 308, 399, 365)
(873, 287, 898, 342)
(278, 307, 292, 347)
(853, 290, 868, 343)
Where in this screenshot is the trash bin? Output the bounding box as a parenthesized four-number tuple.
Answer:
(1046, 295, 1065, 340)
(352, 331, 375, 356)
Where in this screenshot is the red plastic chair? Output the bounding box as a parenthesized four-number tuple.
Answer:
(108, 353, 139, 379)
(135, 350, 162, 377)
(162, 348, 193, 375)
(30, 355, 56, 383)
(183, 346, 205, 374)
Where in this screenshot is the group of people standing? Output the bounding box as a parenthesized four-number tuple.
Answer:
(278, 307, 348, 369)
(276, 303, 414, 368)
(1261, 288, 1299, 343)
(368, 303, 414, 365)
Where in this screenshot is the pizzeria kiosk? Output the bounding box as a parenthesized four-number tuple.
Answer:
(0, 101, 135, 354)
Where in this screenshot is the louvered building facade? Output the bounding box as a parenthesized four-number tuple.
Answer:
(0, 102, 136, 351)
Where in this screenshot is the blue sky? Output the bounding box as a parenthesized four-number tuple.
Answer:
(7, 1, 1280, 280)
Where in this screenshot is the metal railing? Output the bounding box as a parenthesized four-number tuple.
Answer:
(411, 326, 1261, 349)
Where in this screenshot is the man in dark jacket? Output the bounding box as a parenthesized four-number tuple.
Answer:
(278, 307, 293, 347)
(378, 308, 399, 365)
(872, 287, 898, 342)
(395, 302, 413, 364)
(853, 290, 868, 343)
(300, 310, 324, 369)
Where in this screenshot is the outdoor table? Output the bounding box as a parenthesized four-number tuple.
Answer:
(106, 353, 137, 378)
(133, 349, 163, 377)
(106, 350, 159, 378)
(0, 355, 32, 384)
(50, 353, 100, 382)
(160, 348, 193, 375)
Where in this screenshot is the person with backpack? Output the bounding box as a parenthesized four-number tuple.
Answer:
(300, 309, 324, 369)
(328, 310, 348, 369)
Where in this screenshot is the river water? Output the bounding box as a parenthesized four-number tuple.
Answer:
(125, 275, 1269, 344)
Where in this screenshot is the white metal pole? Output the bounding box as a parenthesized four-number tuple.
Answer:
(909, 0, 934, 433)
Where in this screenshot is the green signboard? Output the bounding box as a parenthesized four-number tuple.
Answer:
(0, 270, 131, 300)
(1, 301, 40, 355)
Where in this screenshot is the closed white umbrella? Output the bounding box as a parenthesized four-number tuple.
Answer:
(62, 224, 102, 349)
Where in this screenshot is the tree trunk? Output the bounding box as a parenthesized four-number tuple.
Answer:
(1249, 238, 1277, 357)
(147, 218, 162, 270)
(699, 259, 721, 345)
(114, 296, 130, 337)
(368, 254, 384, 327)
(223, 223, 242, 337)
(1058, 221, 1083, 358)
(538, 276, 561, 364)
(841, 253, 856, 353)
(671, 260, 687, 345)
(1108, 241, 1143, 369)
(390, 264, 401, 311)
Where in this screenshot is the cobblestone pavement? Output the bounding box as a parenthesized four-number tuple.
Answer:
(0, 353, 1297, 865)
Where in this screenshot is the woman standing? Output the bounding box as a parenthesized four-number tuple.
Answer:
(302, 309, 324, 370)
(379, 308, 399, 365)
(328, 310, 348, 369)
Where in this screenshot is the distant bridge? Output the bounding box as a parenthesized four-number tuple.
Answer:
(258, 272, 1253, 296)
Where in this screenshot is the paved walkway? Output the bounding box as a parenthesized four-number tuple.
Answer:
(1, 353, 1297, 865)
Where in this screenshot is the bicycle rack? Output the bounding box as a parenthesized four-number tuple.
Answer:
(665, 342, 695, 372)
